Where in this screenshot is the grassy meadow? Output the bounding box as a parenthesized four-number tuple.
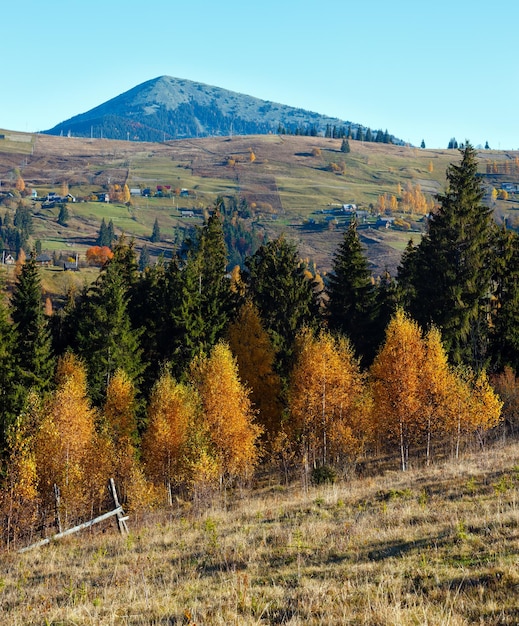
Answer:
(2, 441, 519, 625)
(2, 130, 518, 276)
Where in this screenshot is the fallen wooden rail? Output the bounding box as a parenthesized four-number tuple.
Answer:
(18, 479, 129, 553)
(19, 506, 125, 553)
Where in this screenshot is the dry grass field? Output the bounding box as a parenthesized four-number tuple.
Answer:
(2, 441, 519, 625)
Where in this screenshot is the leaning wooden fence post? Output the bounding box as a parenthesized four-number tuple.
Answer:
(108, 478, 129, 535)
(53, 483, 62, 534)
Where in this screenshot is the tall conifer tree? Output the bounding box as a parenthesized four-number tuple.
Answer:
(245, 235, 320, 374)
(173, 211, 232, 369)
(75, 255, 143, 404)
(489, 227, 519, 371)
(11, 253, 54, 394)
(0, 277, 21, 454)
(326, 221, 377, 364)
(404, 143, 495, 368)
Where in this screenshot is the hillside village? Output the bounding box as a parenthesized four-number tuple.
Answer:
(1, 131, 519, 279)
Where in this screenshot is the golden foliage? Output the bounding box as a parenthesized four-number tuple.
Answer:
(142, 371, 197, 491)
(420, 326, 459, 462)
(463, 369, 502, 435)
(401, 182, 427, 215)
(229, 264, 246, 296)
(15, 176, 25, 192)
(370, 309, 426, 470)
(289, 328, 366, 469)
(190, 341, 262, 484)
(371, 311, 503, 468)
(85, 246, 113, 266)
(44, 296, 53, 316)
(491, 367, 519, 435)
(35, 353, 110, 523)
(103, 370, 152, 510)
(227, 301, 283, 445)
(104, 369, 137, 443)
(0, 392, 41, 548)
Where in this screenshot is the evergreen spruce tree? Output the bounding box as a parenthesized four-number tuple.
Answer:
(372, 270, 399, 359)
(178, 211, 233, 362)
(138, 244, 151, 271)
(396, 238, 419, 310)
(406, 143, 495, 368)
(75, 256, 143, 405)
(245, 235, 321, 374)
(489, 228, 519, 371)
(57, 204, 69, 226)
(150, 218, 161, 243)
(141, 212, 233, 380)
(0, 279, 21, 454)
(110, 236, 140, 293)
(107, 219, 116, 246)
(326, 220, 377, 363)
(96, 218, 109, 247)
(10, 253, 54, 394)
(340, 138, 350, 153)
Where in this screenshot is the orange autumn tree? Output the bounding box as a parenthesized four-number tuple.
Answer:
(190, 341, 262, 487)
(420, 326, 459, 464)
(370, 309, 425, 471)
(0, 392, 40, 549)
(227, 301, 283, 447)
(288, 328, 368, 475)
(447, 368, 503, 458)
(142, 370, 198, 501)
(86, 245, 113, 266)
(103, 369, 150, 509)
(491, 367, 519, 438)
(15, 175, 25, 193)
(35, 353, 112, 526)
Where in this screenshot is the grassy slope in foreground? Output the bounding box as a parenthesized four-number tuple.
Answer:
(2, 441, 519, 625)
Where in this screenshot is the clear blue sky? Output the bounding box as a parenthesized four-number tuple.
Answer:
(2, 1, 517, 150)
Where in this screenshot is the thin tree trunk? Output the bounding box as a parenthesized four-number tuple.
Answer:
(426, 414, 431, 467)
(400, 419, 406, 471)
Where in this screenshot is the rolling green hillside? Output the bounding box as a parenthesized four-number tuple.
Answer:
(0, 130, 517, 285)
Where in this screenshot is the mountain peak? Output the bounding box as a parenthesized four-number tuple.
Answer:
(43, 77, 403, 144)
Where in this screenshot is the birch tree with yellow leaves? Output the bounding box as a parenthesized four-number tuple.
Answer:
(34, 353, 112, 526)
(0, 392, 40, 549)
(227, 301, 283, 447)
(448, 368, 502, 458)
(103, 369, 150, 509)
(370, 309, 425, 471)
(190, 341, 262, 487)
(420, 326, 459, 464)
(288, 329, 368, 475)
(142, 369, 197, 502)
